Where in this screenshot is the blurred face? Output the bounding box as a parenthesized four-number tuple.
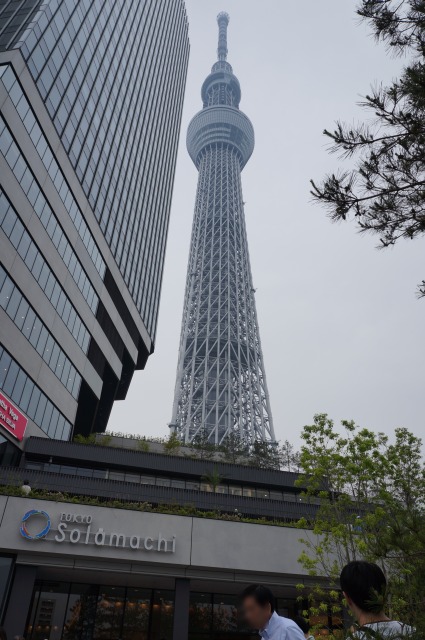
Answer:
(241, 595, 271, 630)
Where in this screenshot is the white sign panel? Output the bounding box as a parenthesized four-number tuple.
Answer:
(0, 498, 192, 566)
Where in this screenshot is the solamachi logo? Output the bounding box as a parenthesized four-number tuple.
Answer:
(20, 509, 51, 540)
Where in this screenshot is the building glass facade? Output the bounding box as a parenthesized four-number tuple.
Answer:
(0, 64, 106, 278)
(0, 265, 81, 398)
(0, 116, 99, 315)
(0, 188, 91, 353)
(0, 0, 189, 445)
(0, 347, 72, 439)
(1, 0, 189, 339)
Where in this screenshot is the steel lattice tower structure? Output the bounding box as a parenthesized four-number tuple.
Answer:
(171, 13, 275, 445)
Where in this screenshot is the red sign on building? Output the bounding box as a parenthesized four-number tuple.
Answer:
(0, 392, 28, 441)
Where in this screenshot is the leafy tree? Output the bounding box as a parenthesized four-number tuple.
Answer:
(248, 441, 282, 470)
(73, 433, 96, 445)
(311, 0, 425, 297)
(163, 431, 181, 455)
(221, 430, 250, 464)
(280, 439, 301, 472)
(137, 438, 150, 452)
(201, 466, 224, 493)
(296, 413, 425, 634)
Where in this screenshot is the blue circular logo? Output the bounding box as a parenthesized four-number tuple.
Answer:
(20, 509, 51, 540)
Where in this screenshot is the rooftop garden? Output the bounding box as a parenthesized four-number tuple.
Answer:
(0, 484, 298, 528)
(74, 429, 302, 472)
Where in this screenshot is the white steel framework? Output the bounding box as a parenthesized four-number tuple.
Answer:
(171, 13, 275, 445)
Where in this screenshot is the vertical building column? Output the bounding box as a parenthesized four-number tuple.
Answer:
(173, 577, 190, 640)
(3, 564, 37, 636)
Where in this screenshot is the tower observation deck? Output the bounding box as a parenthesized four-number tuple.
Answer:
(171, 13, 275, 445)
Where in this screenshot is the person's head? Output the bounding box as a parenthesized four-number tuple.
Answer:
(294, 616, 310, 638)
(340, 561, 386, 620)
(240, 584, 276, 630)
(23, 480, 29, 485)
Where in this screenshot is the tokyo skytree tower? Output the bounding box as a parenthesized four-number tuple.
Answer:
(171, 13, 275, 445)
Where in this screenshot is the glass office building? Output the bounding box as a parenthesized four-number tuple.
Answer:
(0, 1, 189, 451)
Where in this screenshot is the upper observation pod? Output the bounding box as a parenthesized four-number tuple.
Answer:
(187, 12, 255, 169)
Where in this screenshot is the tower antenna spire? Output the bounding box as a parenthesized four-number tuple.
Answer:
(217, 12, 230, 61)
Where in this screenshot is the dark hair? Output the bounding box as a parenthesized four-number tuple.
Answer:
(240, 584, 276, 613)
(294, 616, 310, 634)
(340, 561, 386, 613)
(0, 626, 7, 640)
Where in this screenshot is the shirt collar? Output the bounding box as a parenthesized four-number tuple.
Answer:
(261, 611, 279, 638)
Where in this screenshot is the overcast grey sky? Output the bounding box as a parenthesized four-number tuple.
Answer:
(109, 1, 425, 448)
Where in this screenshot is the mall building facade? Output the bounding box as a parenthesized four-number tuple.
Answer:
(0, 0, 189, 456)
(0, 438, 340, 640)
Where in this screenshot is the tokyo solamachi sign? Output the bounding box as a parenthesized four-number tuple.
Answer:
(0, 391, 27, 441)
(19, 509, 176, 554)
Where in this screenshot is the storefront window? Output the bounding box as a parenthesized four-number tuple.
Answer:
(93, 586, 125, 639)
(0, 555, 13, 620)
(27, 581, 69, 640)
(150, 590, 174, 640)
(189, 592, 258, 639)
(63, 583, 97, 640)
(26, 582, 175, 640)
(23, 582, 310, 640)
(276, 597, 298, 618)
(213, 594, 238, 632)
(121, 588, 150, 640)
(189, 592, 213, 632)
